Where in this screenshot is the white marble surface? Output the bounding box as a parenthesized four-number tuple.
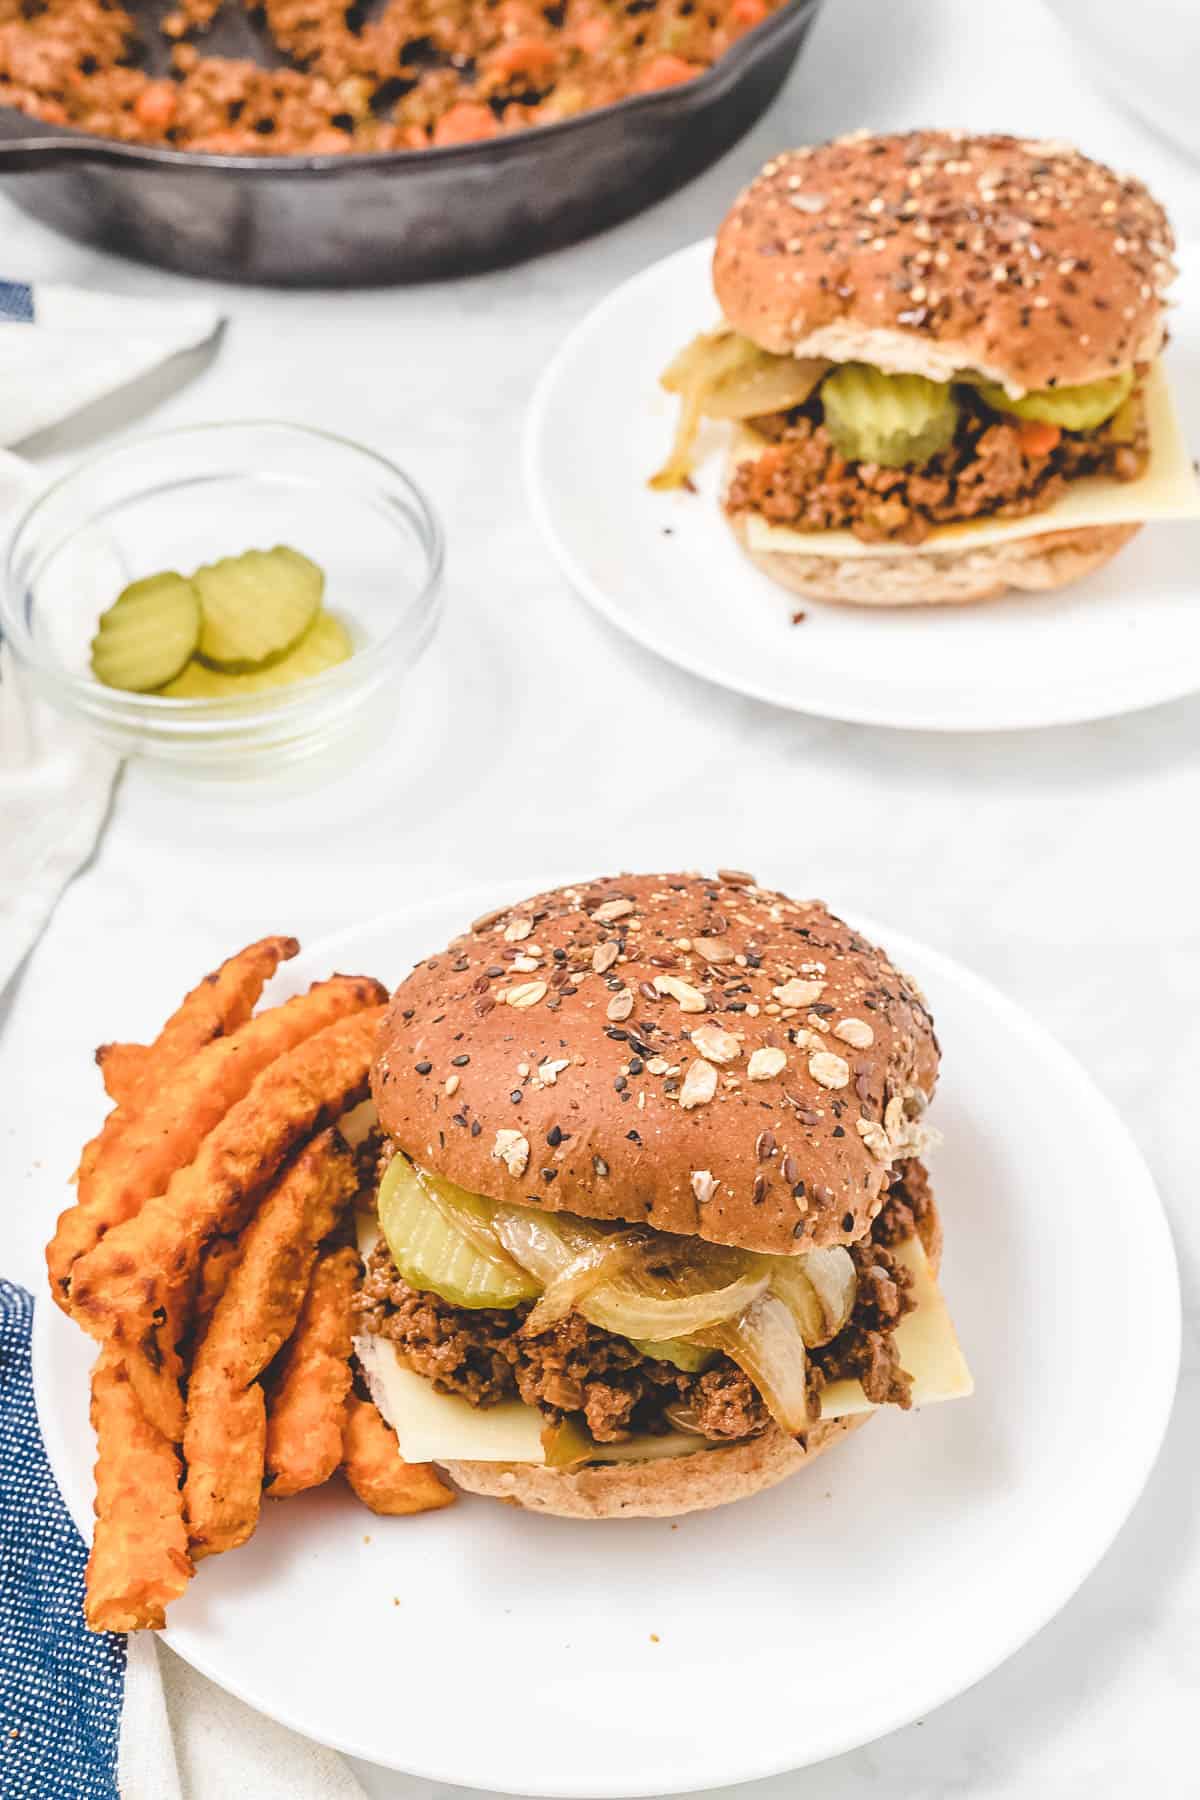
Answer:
(1, 0, 1197, 1793)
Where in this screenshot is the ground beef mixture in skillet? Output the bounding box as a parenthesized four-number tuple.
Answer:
(0, 0, 785, 155)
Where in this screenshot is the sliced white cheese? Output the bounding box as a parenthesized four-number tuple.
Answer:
(338, 1098, 378, 1147)
(818, 1234, 973, 1419)
(353, 1338, 714, 1468)
(355, 1336, 549, 1463)
(739, 361, 1200, 559)
(352, 1235, 971, 1465)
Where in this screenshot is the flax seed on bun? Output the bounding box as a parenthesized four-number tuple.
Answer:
(713, 131, 1175, 395)
(371, 872, 939, 1258)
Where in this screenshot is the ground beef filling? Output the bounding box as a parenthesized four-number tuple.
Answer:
(725, 389, 1148, 546)
(0, 0, 783, 157)
(355, 1164, 928, 1445)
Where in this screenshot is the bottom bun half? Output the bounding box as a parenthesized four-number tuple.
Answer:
(442, 1199, 943, 1520)
(442, 1414, 867, 1520)
(729, 512, 1140, 608)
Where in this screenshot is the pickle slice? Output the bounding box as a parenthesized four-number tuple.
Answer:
(630, 1336, 716, 1373)
(973, 367, 1134, 432)
(541, 1417, 593, 1468)
(158, 610, 352, 698)
(377, 1155, 541, 1310)
(821, 363, 959, 467)
(90, 572, 201, 693)
(194, 545, 323, 670)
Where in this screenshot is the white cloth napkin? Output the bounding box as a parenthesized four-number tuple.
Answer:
(0, 280, 221, 446)
(0, 451, 120, 994)
(0, 279, 222, 989)
(121, 1638, 370, 1800)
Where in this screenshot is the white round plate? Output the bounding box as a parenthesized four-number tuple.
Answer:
(36, 882, 1180, 1795)
(524, 240, 1200, 731)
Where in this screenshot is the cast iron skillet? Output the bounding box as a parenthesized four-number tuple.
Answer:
(0, 0, 821, 286)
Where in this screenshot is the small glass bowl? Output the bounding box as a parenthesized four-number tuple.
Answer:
(1, 421, 444, 777)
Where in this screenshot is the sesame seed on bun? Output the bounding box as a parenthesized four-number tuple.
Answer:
(713, 131, 1176, 395)
(371, 873, 939, 1257)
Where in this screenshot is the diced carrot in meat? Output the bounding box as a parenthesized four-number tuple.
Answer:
(433, 102, 499, 146)
(133, 81, 177, 130)
(1018, 419, 1061, 457)
(635, 53, 699, 92)
(490, 37, 559, 77)
(575, 14, 611, 52)
(731, 0, 768, 23)
(308, 128, 353, 154)
(495, 0, 541, 30)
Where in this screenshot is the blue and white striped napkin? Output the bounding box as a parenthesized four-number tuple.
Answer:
(0, 1280, 129, 1798)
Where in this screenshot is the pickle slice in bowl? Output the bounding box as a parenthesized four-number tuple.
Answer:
(90, 571, 201, 693)
(158, 611, 352, 698)
(194, 545, 323, 670)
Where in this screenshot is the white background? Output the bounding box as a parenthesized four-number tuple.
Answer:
(1, 0, 1197, 1795)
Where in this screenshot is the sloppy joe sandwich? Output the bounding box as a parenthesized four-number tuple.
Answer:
(653, 131, 1199, 606)
(353, 872, 972, 1519)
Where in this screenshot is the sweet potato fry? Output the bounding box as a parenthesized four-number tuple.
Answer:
(95, 1041, 150, 1106)
(184, 1387, 266, 1564)
(73, 935, 299, 1194)
(49, 975, 383, 1319)
(264, 1244, 360, 1498)
(184, 1131, 358, 1557)
(71, 1005, 385, 1440)
(192, 1236, 240, 1339)
(127, 932, 300, 1075)
(84, 1343, 192, 1633)
(342, 1394, 455, 1517)
(114, 1274, 195, 1445)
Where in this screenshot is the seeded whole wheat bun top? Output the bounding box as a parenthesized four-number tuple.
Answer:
(372, 872, 939, 1256)
(712, 130, 1175, 396)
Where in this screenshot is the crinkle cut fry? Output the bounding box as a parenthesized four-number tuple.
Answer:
(95, 1041, 149, 1106)
(192, 1236, 240, 1339)
(115, 1271, 196, 1449)
(48, 973, 384, 1322)
(265, 1244, 360, 1498)
(73, 934, 298, 1194)
(70, 1005, 386, 1441)
(85, 1342, 192, 1633)
(184, 1131, 358, 1558)
(342, 1393, 455, 1516)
